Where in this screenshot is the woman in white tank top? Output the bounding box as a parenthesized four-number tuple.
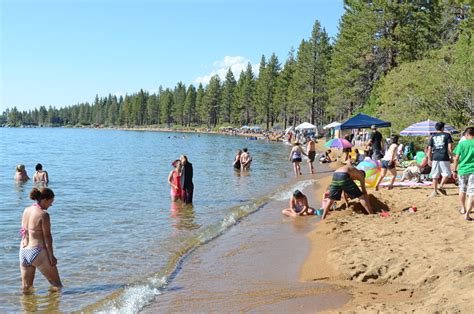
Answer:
(375, 135, 399, 191)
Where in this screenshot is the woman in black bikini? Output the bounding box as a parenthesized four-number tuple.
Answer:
(233, 150, 242, 170)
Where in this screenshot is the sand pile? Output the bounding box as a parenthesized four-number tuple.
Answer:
(303, 179, 474, 312)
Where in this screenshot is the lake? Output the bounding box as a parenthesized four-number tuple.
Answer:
(0, 127, 297, 312)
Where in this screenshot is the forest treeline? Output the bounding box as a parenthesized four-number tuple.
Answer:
(2, 1, 472, 133)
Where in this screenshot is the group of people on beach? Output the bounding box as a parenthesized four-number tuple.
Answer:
(13, 122, 474, 296)
(283, 123, 474, 222)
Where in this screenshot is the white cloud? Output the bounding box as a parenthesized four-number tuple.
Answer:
(194, 56, 259, 85)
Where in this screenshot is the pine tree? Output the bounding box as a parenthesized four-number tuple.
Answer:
(235, 63, 256, 125)
(184, 84, 197, 126)
(146, 94, 158, 125)
(255, 54, 281, 129)
(266, 53, 281, 128)
(232, 70, 245, 125)
(327, 1, 379, 118)
(202, 75, 221, 127)
(275, 49, 296, 129)
(221, 68, 237, 124)
(255, 55, 268, 126)
(160, 89, 174, 127)
(173, 82, 186, 125)
(289, 39, 311, 124)
(195, 83, 205, 125)
(107, 95, 118, 126)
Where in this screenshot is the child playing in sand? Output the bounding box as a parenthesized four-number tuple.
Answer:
(282, 190, 315, 217)
(319, 150, 332, 163)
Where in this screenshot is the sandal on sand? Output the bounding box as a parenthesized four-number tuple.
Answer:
(466, 216, 473, 221)
(459, 208, 467, 215)
(429, 191, 439, 198)
(439, 188, 447, 196)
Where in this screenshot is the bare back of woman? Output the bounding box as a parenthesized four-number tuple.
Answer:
(20, 188, 62, 291)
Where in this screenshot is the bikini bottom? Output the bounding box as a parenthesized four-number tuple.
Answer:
(19, 246, 42, 266)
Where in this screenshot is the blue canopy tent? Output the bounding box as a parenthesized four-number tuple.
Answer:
(335, 113, 391, 130)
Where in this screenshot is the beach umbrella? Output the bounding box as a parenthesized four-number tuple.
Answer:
(284, 126, 294, 134)
(250, 126, 261, 131)
(241, 125, 250, 130)
(323, 121, 341, 129)
(400, 120, 458, 136)
(324, 138, 353, 149)
(295, 122, 317, 131)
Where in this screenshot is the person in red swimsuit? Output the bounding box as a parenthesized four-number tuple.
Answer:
(168, 160, 183, 201)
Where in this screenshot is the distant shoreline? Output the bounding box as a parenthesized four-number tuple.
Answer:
(3, 124, 280, 140)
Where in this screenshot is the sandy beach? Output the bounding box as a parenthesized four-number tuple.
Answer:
(301, 148, 474, 312)
(138, 141, 473, 312)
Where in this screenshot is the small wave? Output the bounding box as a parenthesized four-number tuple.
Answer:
(87, 201, 267, 313)
(96, 277, 167, 314)
(270, 179, 317, 201)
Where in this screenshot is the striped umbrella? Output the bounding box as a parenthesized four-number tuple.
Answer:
(400, 120, 458, 136)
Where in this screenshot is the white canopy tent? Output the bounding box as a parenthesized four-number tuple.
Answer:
(323, 121, 341, 129)
(295, 122, 317, 131)
(284, 126, 294, 134)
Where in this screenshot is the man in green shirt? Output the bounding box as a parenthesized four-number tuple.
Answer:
(453, 127, 474, 221)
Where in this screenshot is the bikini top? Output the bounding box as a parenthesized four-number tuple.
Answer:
(20, 203, 44, 246)
(34, 171, 47, 182)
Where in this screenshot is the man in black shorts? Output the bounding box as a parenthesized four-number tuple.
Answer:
(322, 165, 374, 219)
(306, 137, 317, 174)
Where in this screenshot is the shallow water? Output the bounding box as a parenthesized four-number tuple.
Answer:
(0, 127, 295, 312)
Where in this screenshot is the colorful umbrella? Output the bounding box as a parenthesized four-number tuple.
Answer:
(324, 138, 353, 149)
(400, 120, 458, 136)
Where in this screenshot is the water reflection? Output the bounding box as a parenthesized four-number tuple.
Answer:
(290, 216, 315, 233)
(234, 170, 251, 178)
(170, 202, 200, 231)
(14, 181, 28, 207)
(20, 289, 60, 313)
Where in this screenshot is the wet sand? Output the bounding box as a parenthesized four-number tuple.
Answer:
(142, 165, 350, 312)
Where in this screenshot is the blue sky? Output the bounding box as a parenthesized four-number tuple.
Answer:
(1, 0, 344, 111)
